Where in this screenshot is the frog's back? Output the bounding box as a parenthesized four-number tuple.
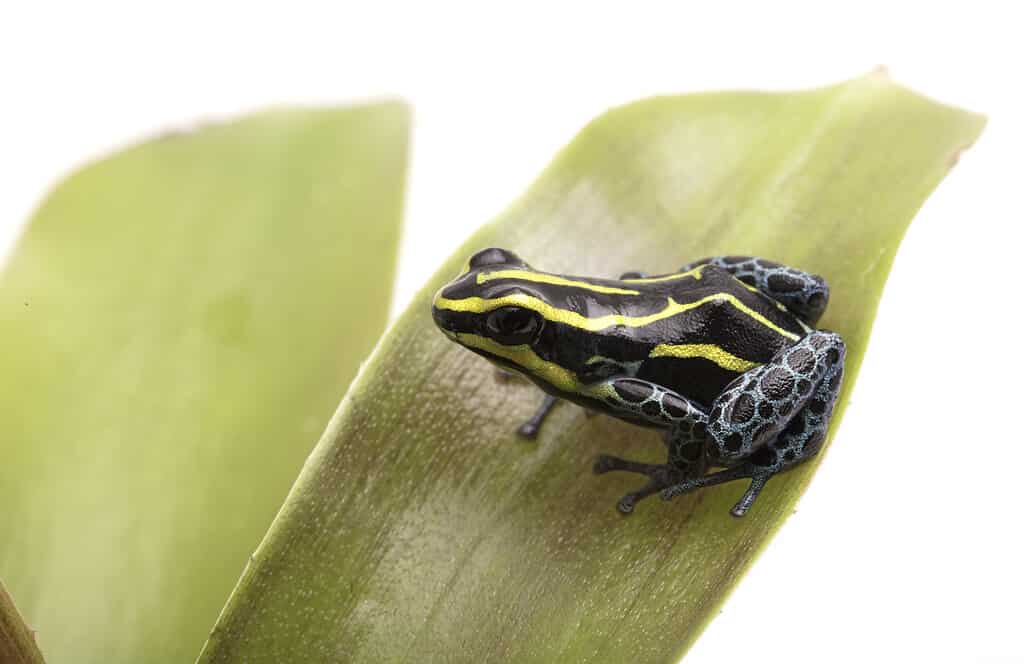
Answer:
(578, 264, 810, 406)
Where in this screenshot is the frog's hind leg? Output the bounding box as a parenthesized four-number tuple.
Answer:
(590, 377, 710, 514)
(662, 330, 846, 516)
(682, 256, 830, 325)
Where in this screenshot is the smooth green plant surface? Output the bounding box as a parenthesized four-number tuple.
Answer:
(1, 581, 44, 664)
(0, 103, 409, 663)
(199, 74, 983, 663)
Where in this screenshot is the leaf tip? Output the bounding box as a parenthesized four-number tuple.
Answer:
(947, 136, 982, 170)
(869, 64, 892, 80)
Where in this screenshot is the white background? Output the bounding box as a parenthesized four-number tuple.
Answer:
(3, 3, 1022, 663)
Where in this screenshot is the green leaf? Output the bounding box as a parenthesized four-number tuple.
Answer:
(200, 74, 984, 663)
(1, 580, 44, 664)
(0, 102, 409, 663)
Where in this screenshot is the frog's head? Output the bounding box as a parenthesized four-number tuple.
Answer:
(431, 247, 550, 374)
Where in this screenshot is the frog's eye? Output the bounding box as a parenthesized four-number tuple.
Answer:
(485, 306, 542, 345)
(469, 247, 525, 269)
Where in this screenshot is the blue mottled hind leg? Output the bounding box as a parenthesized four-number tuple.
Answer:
(662, 330, 845, 516)
(682, 256, 830, 325)
(591, 377, 710, 513)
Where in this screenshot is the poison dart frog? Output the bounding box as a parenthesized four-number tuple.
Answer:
(431, 248, 845, 517)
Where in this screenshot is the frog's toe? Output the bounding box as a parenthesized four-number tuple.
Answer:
(616, 494, 638, 514)
(730, 503, 751, 518)
(516, 422, 540, 439)
(615, 479, 673, 514)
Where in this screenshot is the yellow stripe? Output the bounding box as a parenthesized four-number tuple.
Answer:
(435, 292, 801, 341)
(736, 279, 759, 293)
(477, 269, 641, 295)
(620, 265, 705, 283)
(454, 333, 583, 393)
(649, 343, 761, 372)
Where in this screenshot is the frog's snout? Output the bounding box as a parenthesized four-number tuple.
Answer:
(432, 309, 460, 342)
(431, 288, 457, 336)
(431, 296, 447, 329)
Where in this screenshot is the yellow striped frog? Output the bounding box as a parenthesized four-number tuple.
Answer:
(432, 248, 845, 517)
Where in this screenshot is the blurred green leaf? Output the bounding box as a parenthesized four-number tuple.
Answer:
(1, 580, 44, 664)
(199, 74, 983, 663)
(0, 102, 409, 663)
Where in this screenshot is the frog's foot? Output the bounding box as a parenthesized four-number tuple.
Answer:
(516, 394, 559, 439)
(660, 464, 770, 517)
(593, 455, 686, 514)
(618, 270, 648, 279)
(681, 256, 830, 326)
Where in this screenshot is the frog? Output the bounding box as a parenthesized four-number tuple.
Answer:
(431, 247, 845, 517)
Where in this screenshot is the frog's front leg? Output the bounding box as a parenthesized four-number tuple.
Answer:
(590, 377, 710, 513)
(514, 393, 603, 439)
(662, 330, 846, 516)
(683, 256, 830, 325)
(492, 369, 563, 439)
(493, 367, 521, 384)
(516, 394, 559, 439)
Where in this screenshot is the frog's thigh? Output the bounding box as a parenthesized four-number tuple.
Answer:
(683, 256, 830, 325)
(707, 331, 845, 465)
(729, 334, 845, 516)
(764, 347, 844, 471)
